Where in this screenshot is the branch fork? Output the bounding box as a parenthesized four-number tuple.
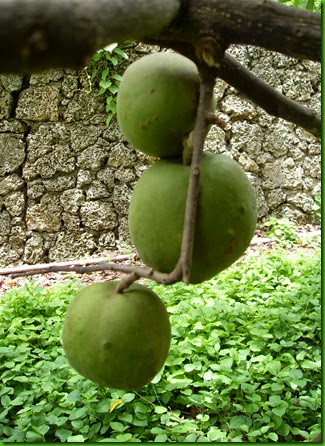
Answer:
(0, 57, 216, 294)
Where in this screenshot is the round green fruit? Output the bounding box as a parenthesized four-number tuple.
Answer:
(62, 281, 171, 390)
(128, 153, 257, 284)
(116, 52, 214, 158)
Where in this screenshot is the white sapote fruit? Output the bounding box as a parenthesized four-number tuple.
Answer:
(62, 281, 171, 390)
(128, 153, 257, 284)
(116, 52, 215, 158)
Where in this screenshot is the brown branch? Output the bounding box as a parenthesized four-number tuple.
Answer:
(214, 54, 321, 138)
(0, 0, 320, 73)
(176, 68, 216, 283)
(0, 255, 132, 276)
(162, 0, 320, 62)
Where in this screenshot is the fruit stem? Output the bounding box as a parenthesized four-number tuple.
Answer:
(115, 272, 140, 293)
(176, 68, 216, 283)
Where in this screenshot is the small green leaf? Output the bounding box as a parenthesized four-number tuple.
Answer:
(154, 405, 167, 414)
(69, 407, 88, 421)
(230, 415, 252, 429)
(122, 393, 135, 403)
(67, 390, 80, 403)
(301, 359, 321, 369)
(155, 433, 168, 442)
(97, 398, 111, 413)
(113, 47, 129, 58)
(272, 406, 286, 417)
(99, 80, 112, 89)
(116, 433, 133, 442)
(265, 360, 282, 375)
(55, 428, 73, 442)
(268, 432, 279, 441)
(67, 434, 85, 442)
(113, 74, 123, 81)
(110, 421, 125, 432)
(92, 52, 101, 61)
(108, 85, 119, 95)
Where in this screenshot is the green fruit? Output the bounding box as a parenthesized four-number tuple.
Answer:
(62, 281, 171, 390)
(128, 153, 257, 284)
(116, 52, 214, 158)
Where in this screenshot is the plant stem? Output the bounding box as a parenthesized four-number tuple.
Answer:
(177, 69, 216, 283)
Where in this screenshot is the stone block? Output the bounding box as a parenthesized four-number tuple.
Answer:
(16, 85, 60, 121)
(80, 201, 117, 231)
(0, 135, 25, 176)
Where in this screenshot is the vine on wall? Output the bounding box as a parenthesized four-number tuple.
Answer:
(85, 42, 131, 124)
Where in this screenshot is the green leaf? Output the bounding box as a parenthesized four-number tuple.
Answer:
(268, 432, 279, 441)
(69, 407, 88, 420)
(265, 360, 282, 375)
(67, 390, 80, 403)
(113, 47, 129, 59)
(55, 428, 73, 442)
(1, 395, 11, 407)
(97, 398, 111, 413)
(154, 405, 167, 414)
(271, 382, 284, 392)
(118, 412, 133, 423)
(116, 433, 133, 441)
(105, 113, 114, 125)
(122, 393, 135, 403)
(269, 395, 282, 405)
(109, 56, 119, 66)
(92, 52, 102, 61)
(110, 421, 125, 432)
(155, 433, 168, 442)
(113, 74, 123, 81)
(229, 415, 252, 429)
(67, 434, 85, 442)
(26, 430, 44, 442)
(99, 80, 112, 89)
(272, 405, 287, 417)
(301, 359, 321, 369)
(108, 85, 119, 95)
(276, 422, 291, 436)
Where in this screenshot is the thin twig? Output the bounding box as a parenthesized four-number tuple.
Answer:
(0, 236, 280, 280)
(0, 255, 132, 276)
(214, 54, 321, 138)
(115, 272, 140, 293)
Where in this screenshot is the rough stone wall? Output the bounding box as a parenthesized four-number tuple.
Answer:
(0, 46, 321, 265)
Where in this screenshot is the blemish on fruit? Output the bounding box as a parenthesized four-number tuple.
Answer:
(102, 341, 112, 350)
(224, 244, 234, 255)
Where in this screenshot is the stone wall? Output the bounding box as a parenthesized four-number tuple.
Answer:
(0, 45, 321, 265)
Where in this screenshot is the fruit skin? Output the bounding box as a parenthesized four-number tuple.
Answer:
(62, 281, 171, 390)
(128, 153, 257, 284)
(116, 52, 214, 158)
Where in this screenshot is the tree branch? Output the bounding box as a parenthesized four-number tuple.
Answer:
(0, 0, 320, 73)
(176, 68, 216, 283)
(162, 0, 320, 61)
(169, 38, 320, 139)
(0, 254, 132, 276)
(215, 54, 321, 138)
(0, 0, 182, 73)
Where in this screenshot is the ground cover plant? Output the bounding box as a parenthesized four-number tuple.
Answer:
(0, 231, 321, 442)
